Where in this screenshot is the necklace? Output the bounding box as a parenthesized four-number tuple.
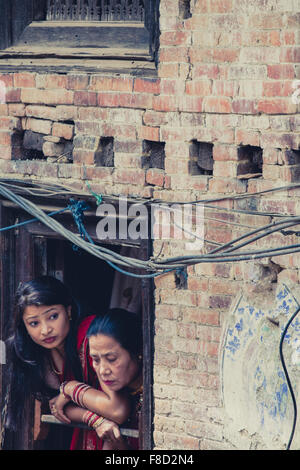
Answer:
(48, 355, 63, 376)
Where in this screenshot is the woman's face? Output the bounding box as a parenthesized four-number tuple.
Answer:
(23, 304, 71, 351)
(89, 334, 140, 392)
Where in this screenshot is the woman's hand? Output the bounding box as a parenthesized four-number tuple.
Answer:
(49, 393, 72, 425)
(95, 419, 128, 450)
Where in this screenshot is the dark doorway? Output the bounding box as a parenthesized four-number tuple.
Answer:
(0, 198, 153, 450)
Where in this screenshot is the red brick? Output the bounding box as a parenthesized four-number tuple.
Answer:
(179, 96, 203, 112)
(0, 145, 13, 160)
(213, 145, 239, 161)
(0, 104, 8, 116)
(158, 63, 179, 78)
(263, 80, 294, 97)
(24, 117, 52, 134)
(0, 131, 12, 146)
(52, 122, 74, 140)
(0, 116, 22, 131)
(203, 97, 231, 113)
(235, 129, 260, 146)
(97, 93, 120, 107)
(153, 95, 177, 112)
(113, 168, 145, 186)
(75, 121, 101, 135)
(90, 76, 133, 92)
(232, 99, 258, 114)
(283, 31, 296, 46)
(138, 126, 160, 142)
(77, 107, 108, 121)
(247, 31, 281, 47)
(67, 74, 89, 90)
(160, 79, 180, 95)
(248, 13, 284, 29)
(267, 64, 295, 79)
(209, 295, 232, 309)
(160, 31, 191, 46)
(21, 88, 73, 105)
(207, 0, 233, 13)
(0, 74, 13, 87)
(187, 277, 209, 292)
(102, 123, 136, 140)
(260, 132, 299, 149)
(26, 105, 57, 120)
(143, 110, 168, 127)
(74, 91, 97, 106)
(118, 93, 153, 109)
(44, 74, 68, 89)
(146, 169, 165, 187)
(5, 88, 21, 103)
(14, 73, 36, 88)
(83, 166, 113, 180)
(213, 48, 240, 63)
(257, 99, 297, 114)
(73, 149, 95, 165)
(280, 47, 300, 63)
(8, 103, 26, 117)
(133, 78, 160, 94)
(159, 47, 189, 63)
(186, 80, 212, 96)
(193, 64, 220, 79)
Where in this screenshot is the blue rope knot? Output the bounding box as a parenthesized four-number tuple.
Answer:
(68, 198, 91, 250)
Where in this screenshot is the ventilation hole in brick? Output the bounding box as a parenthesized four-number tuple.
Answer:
(179, 0, 192, 19)
(142, 140, 165, 170)
(94, 137, 114, 167)
(175, 267, 188, 290)
(21, 130, 45, 160)
(280, 149, 300, 182)
(14, 129, 74, 162)
(189, 140, 214, 175)
(285, 149, 300, 164)
(237, 145, 263, 179)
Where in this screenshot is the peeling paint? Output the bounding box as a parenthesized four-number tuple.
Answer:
(221, 284, 300, 449)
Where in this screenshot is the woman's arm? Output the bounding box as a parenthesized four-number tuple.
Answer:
(62, 403, 130, 450)
(62, 380, 131, 425)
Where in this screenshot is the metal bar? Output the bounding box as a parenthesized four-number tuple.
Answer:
(41, 414, 139, 438)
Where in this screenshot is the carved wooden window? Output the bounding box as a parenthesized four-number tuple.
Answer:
(0, 0, 160, 67)
(46, 0, 145, 22)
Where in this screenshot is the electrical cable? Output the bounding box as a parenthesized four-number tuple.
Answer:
(3, 183, 300, 273)
(279, 306, 300, 450)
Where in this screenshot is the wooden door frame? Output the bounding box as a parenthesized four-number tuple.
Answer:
(0, 196, 154, 450)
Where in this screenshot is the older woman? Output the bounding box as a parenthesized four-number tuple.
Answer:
(52, 308, 143, 450)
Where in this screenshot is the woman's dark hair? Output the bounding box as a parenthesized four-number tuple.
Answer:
(87, 308, 143, 360)
(6, 276, 83, 431)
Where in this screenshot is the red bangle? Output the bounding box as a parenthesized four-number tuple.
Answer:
(71, 383, 91, 407)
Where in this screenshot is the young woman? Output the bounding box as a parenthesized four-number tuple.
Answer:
(5, 276, 140, 450)
(51, 308, 143, 450)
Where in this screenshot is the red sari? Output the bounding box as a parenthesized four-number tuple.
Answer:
(63, 315, 140, 450)
(69, 315, 103, 450)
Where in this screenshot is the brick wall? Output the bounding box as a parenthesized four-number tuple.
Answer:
(0, 0, 300, 450)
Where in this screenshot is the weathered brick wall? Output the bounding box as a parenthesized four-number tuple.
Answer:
(0, 0, 299, 450)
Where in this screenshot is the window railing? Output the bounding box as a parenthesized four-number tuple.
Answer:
(46, 0, 145, 22)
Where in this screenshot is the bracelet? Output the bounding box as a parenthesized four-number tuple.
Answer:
(60, 381, 69, 399)
(83, 410, 105, 430)
(71, 382, 92, 408)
